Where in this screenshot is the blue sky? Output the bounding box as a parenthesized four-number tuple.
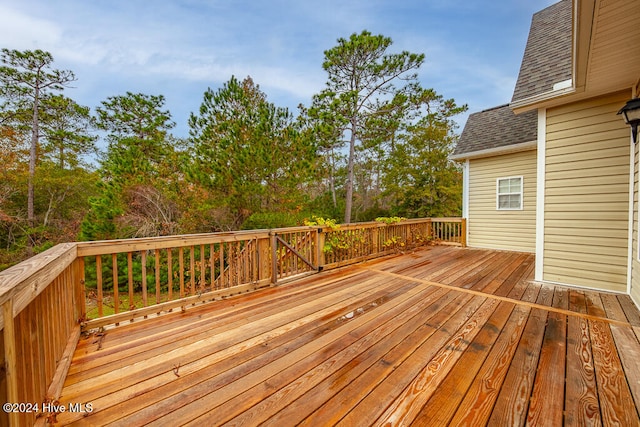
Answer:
(1, 0, 557, 138)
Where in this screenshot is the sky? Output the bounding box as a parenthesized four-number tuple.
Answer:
(1, 0, 558, 139)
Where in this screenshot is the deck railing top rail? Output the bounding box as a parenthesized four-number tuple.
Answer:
(0, 243, 77, 324)
(73, 218, 464, 257)
(75, 229, 274, 257)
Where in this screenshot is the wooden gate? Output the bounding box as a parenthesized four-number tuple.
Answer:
(271, 228, 319, 283)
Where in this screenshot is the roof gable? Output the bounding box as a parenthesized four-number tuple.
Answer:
(453, 105, 537, 157)
(511, 0, 573, 104)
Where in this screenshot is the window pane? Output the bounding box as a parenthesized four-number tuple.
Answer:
(499, 180, 509, 192)
(510, 178, 522, 192)
(498, 194, 522, 209)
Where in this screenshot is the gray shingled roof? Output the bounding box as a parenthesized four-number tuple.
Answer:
(453, 105, 537, 156)
(511, 0, 572, 103)
(454, 0, 570, 157)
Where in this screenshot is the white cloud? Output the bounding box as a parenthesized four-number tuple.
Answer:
(0, 4, 62, 50)
(2, 0, 557, 137)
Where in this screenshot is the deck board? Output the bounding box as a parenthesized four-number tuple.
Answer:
(53, 246, 640, 426)
(411, 300, 516, 426)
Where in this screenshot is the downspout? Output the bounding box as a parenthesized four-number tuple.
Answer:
(535, 108, 546, 281)
(627, 86, 638, 296)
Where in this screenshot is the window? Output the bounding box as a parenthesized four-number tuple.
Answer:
(497, 176, 523, 210)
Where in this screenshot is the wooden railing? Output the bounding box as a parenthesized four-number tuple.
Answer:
(0, 217, 464, 426)
(76, 230, 274, 328)
(0, 244, 84, 426)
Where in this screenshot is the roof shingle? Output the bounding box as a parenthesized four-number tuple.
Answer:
(511, 0, 573, 103)
(453, 105, 537, 156)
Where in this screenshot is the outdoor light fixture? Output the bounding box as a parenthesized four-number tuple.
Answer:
(618, 98, 640, 143)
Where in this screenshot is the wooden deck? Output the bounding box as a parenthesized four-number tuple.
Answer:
(55, 246, 640, 426)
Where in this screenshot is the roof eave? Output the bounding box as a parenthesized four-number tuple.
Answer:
(510, 86, 578, 114)
(574, 0, 596, 92)
(450, 140, 537, 161)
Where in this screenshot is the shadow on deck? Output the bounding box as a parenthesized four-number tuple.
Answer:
(56, 246, 640, 426)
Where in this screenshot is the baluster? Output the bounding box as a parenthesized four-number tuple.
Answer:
(167, 249, 173, 301)
(112, 254, 119, 314)
(127, 252, 134, 311)
(96, 255, 103, 317)
(141, 251, 148, 308)
(155, 249, 161, 305)
(179, 247, 185, 298)
(200, 244, 206, 292)
(189, 246, 195, 295)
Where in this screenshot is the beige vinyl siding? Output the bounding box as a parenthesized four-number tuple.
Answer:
(544, 91, 630, 292)
(468, 149, 536, 252)
(584, 0, 640, 95)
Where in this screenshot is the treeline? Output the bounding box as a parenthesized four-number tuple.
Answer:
(0, 31, 466, 270)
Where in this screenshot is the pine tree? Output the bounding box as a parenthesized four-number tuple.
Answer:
(189, 76, 316, 229)
(312, 31, 424, 223)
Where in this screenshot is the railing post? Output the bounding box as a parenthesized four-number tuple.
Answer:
(372, 226, 379, 255)
(78, 257, 86, 322)
(427, 219, 433, 242)
(3, 298, 19, 426)
(316, 228, 325, 270)
(270, 231, 278, 285)
(461, 218, 467, 247)
(257, 237, 270, 282)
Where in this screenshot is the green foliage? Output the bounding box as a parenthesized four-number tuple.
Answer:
(303, 216, 369, 255)
(324, 229, 368, 256)
(241, 212, 307, 230)
(189, 76, 317, 229)
(34, 162, 98, 225)
(80, 189, 122, 241)
(0, 49, 75, 102)
(95, 92, 175, 143)
(382, 95, 467, 218)
(303, 216, 340, 252)
(40, 95, 97, 169)
(81, 92, 180, 241)
(382, 235, 405, 252)
(303, 216, 340, 229)
(375, 216, 406, 224)
(0, 161, 98, 266)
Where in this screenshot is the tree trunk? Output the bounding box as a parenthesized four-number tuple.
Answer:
(28, 85, 39, 227)
(43, 192, 54, 227)
(329, 149, 337, 208)
(344, 120, 357, 223)
(26, 78, 41, 256)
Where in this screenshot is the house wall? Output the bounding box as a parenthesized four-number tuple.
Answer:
(543, 91, 630, 292)
(467, 149, 537, 252)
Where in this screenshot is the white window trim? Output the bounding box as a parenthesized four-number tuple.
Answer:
(496, 176, 524, 211)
